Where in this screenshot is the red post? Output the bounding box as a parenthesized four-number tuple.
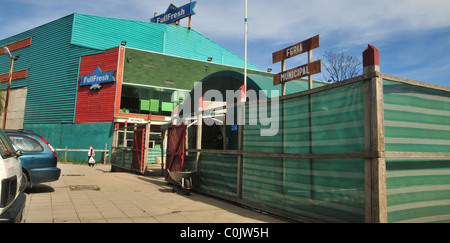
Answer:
(363, 44, 380, 74)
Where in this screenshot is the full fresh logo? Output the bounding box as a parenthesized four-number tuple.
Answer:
(151, 1, 196, 25)
(79, 67, 116, 90)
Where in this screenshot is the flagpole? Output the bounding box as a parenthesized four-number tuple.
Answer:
(244, 0, 248, 94)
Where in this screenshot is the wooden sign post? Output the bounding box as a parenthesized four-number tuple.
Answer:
(272, 35, 321, 199)
(272, 35, 321, 94)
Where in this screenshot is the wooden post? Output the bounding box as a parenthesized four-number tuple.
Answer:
(111, 123, 119, 166)
(237, 110, 243, 199)
(308, 50, 313, 90)
(188, 0, 192, 30)
(280, 59, 286, 193)
(122, 121, 127, 167)
(64, 146, 68, 163)
(143, 114, 152, 174)
(281, 60, 286, 96)
(363, 44, 387, 223)
(103, 143, 108, 165)
(196, 98, 203, 172)
(308, 48, 314, 198)
(222, 114, 226, 150)
(161, 130, 167, 176)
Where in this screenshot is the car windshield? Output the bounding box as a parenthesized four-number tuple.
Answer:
(8, 135, 44, 152)
(0, 130, 16, 158)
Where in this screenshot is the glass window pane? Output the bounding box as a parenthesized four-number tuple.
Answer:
(121, 84, 188, 116)
(8, 135, 44, 152)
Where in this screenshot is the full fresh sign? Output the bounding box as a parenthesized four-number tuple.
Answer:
(151, 2, 196, 25)
(79, 67, 116, 90)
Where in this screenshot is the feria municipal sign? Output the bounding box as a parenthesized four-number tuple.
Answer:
(151, 1, 197, 24)
(272, 35, 321, 86)
(79, 67, 116, 90)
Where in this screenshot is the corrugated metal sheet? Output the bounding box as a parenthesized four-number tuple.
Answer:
(164, 28, 260, 70)
(1, 14, 102, 124)
(75, 48, 118, 123)
(71, 14, 165, 52)
(71, 13, 260, 70)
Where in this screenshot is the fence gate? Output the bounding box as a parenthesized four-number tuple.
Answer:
(132, 128, 146, 174)
(165, 124, 186, 180)
(111, 115, 152, 174)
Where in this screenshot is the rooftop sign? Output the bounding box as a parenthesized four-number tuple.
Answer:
(151, 1, 197, 25)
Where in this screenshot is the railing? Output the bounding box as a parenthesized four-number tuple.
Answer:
(55, 143, 109, 164)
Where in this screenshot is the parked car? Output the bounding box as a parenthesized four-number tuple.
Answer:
(5, 130, 61, 192)
(0, 129, 26, 223)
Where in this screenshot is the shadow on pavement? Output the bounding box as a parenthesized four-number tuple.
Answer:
(25, 184, 55, 194)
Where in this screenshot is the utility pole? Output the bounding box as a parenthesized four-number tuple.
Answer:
(2, 46, 20, 129)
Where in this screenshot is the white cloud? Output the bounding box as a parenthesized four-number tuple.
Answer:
(1, 0, 449, 86)
(190, 0, 450, 47)
(3, 0, 449, 44)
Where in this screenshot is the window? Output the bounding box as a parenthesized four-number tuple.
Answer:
(120, 84, 188, 117)
(8, 135, 44, 152)
(0, 130, 16, 158)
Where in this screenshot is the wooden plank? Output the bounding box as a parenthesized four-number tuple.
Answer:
(272, 35, 319, 63)
(273, 60, 321, 85)
(0, 37, 32, 55)
(385, 152, 450, 159)
(187, 149, 381, 159)
(0, 69, 28, 83)
(55, 148, 108, 152)
(380, 73, 450, 92)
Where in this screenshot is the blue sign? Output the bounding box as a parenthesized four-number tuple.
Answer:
(151, 1, 197, 24)
(79, 67, 115, 90)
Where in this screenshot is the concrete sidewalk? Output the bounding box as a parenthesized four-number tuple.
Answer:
(22, 163, 288, 223)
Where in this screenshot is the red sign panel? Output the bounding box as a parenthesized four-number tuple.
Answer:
(75, 48, 119, 123)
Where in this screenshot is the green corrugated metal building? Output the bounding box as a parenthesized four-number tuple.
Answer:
(0, 13, 268, 162)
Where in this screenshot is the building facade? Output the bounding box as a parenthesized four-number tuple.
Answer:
(0, 13, 267, 162)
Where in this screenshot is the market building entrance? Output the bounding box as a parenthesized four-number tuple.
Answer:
(111, 116, 153, 174)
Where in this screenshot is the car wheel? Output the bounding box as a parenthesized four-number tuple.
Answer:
(20, 171, 29, 193)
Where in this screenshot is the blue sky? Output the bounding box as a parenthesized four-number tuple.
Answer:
(1, 0, 449, 87)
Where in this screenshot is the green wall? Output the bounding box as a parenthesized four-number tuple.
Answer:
(24, 123, 113, 163)
(123, 48, 270, 91)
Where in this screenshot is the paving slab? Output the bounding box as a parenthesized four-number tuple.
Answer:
(22, 163, 288, 223)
